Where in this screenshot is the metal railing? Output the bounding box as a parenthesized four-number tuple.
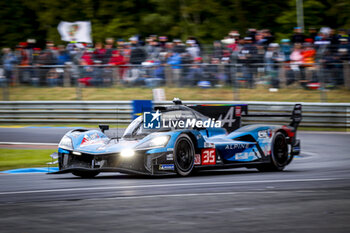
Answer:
(0, 101, 348, 130)
(1, 62, 349, 103)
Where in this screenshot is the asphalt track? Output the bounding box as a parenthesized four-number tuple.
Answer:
(0, 128, 349, 232)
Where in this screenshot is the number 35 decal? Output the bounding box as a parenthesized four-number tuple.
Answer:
(201, 149, 216, 165)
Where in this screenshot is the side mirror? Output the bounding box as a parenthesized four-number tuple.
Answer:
(99, 124, 109, 133)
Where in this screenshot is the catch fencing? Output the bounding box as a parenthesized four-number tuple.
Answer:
(0, 101, 348, 130)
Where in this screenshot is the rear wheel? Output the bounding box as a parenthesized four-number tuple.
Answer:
(257, 132, 289, 172)
(72, 170, 100, 178)
(174, 134, 195, 177)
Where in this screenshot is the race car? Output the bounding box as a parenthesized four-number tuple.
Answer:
(50, 99, 302, 178)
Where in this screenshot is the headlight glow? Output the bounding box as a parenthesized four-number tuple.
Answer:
(150, 136, 169, 147)
(58, 136, 73, 150)
(136, 135, 170, 149)
(120, 148, 135, 158)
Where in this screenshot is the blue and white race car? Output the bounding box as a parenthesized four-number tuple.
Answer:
(51, 100, 302, 178)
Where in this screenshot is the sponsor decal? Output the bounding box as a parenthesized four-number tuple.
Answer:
(217, 155, 222, 162)
(235, 152, 249, 160)
(204, 142, 215, 148)
(201, 148, 216, 165)
(218, 107, 236, 127)
(144, 110, 162, 129)
(194, 154, 201, 165)
(235, 106, 241, 117)
(262, 144, 271, 156)
(159, 164, 174, 170)
(235, 151, 258, 160)
(81, 133, 104, 146)
(95, 160, 105, 167)
(166, 154, 174, 161)
(225, 144, 250, 150)
(258, 129, 272, 138)
(143, 110, 221, 129)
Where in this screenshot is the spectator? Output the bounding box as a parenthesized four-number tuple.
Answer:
(301, 42, 317, 84)
(57, 45, 70, 65)
(261, 29, 274, 45)
(186, 40, 200, 59)
(1, 48, 17, 84)
(165, 42, 174, 54)
(80, 49, 94, 65)
(289, 43, 304, 86)
(129, 37, 147, 65)
(173, 39, 186, 54)
(124, 37, 147, 84)
(166, 52, 182, 86)
(39, 41, 57, 65)
(238, 37, 258, 88)
(247, 29, 257, 43)
(307, 28, 318, 43)
(212, 41, 223, 59)
(222, 37, 237, 54)
(116, 39, 125, 51)
(109, 50, 125, 66)
(291, 27, 306, 44)
(93, 42, 106, 62)
(145, 39, 161, 60)
(255, 31, 267, 45)
(280, 39, 292, 61)
(109, 50, 126, 79)
(184, 57, 204, 86)
(104, 38, 115, 63)
(205, 57, 221, 86)
(158, 36, 168, 49)
(265, 43, 282, 88)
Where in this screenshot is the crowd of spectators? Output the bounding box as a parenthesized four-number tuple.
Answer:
(1, 27, 350, 88)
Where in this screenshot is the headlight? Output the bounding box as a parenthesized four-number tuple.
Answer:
(136, 135, 170, 149)
(120, 148, 135, 158)
(59, 136, 73, 150)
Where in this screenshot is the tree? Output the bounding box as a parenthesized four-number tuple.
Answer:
(0, 0, 349, 48)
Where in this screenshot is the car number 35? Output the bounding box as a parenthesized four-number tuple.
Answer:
(201, 149, 216, 165)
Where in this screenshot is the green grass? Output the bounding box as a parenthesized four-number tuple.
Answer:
(3, 86, 350, 102)
(0, 149, 56, 171)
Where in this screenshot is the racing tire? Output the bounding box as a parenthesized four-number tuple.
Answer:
(174, 134, 195, 177)
(257, 132, 289, 172)
(72, 170, 100, 178)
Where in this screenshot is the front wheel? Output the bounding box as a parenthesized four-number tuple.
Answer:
(174, 134, 195, 177)
(257, 132, 289, 172)
(72, 170, 100, 178)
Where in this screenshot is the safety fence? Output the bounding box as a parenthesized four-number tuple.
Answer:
(0, 101, 348, 130)
(2, 62, 350, 88)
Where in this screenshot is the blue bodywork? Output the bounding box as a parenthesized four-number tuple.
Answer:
(52, 103, 300, 176)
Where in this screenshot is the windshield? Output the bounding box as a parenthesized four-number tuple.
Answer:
(122, 110, 207, 139)
(122, 116, 166, 139)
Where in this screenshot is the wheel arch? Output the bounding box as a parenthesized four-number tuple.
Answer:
(183, 131, 198, 149)
(276, 129, 288, 138)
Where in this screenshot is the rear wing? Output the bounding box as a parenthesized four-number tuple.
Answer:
(188, 104, 302, 133)
(290, 104, 302, 131)
(244, 104, 302, 132)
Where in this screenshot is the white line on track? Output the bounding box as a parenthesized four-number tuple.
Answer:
(299, 131, 350, 135)
(103, 191, 280, 200)
(0, 178, 342, 196)
(101, 189, 326, 201)
(300, 151, 318, 156)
